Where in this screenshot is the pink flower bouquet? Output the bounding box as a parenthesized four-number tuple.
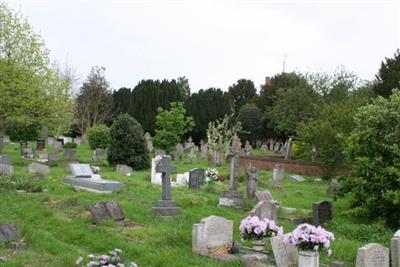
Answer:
(239, 215, 283, 241)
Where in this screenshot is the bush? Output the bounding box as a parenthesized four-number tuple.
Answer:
(63, 142, 77, 149)
(87, 124, 110, 149)
(0, 175, 43, 192)
(107, 114, 149, 170)
(340, 90, 400, 227)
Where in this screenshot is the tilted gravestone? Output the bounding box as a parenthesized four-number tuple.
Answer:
(90, 200, 125, 224)
(356, 243, 389, 267)
(28, 162, 50, 175)
(250, 201, 278, 223)
(151, 155, 181, 216)
(245, 164, 259, 200)
(271, 234, 298, 267)
(0, 155, 12, 165)
(64, 149, 76, 161)
(116, 164, 132, 174)
(391, 230, 400, 267)
(0, 163, 14, 176)
(0, 223, 21, 242)
(192, 215, 233, 256)
(188, 168, 205, 189)
(312, 200, 332, 226)
(255, 190, 273, 202)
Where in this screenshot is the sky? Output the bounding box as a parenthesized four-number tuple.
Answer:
(6, 0, 400, 92)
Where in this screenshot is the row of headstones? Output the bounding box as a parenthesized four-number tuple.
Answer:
(260, 138, 289, 153)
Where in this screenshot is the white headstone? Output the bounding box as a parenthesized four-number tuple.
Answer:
(192, 215, 233, 255)
(69, 163, 93, 178)
(271, 234, 298, 267)
(176, 172, 189, 185)
(151, 156, 162, 184)
(289, 174, 305, 182)
(391, 230, 400, 267)
(356, 243, 389, 267)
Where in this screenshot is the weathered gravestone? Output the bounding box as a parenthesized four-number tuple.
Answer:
(47, 137, 54, 145)
(219, 155, 244, 209)
(245, 164, 259, 200)
(355, 243, 389, 267)
(0, 223, 21, 242)
(3, 135, 10, 144)
(47, 152, 59, 162)
(116, 164, 132, 174)
(255, 190, 273, 202)
(250, 201, 278, 223)
(90, 200, 125, 224)
(271, 234, 298, 267)
(73, 137, 82, 145)
(22, 148, 35, 159)
(92, 148, 106, 162)
(28, 162, 50, 175)
(272, 164, 285, 186)
(312, 200, 332, 226)
(64, 149, 76, 161)
(151, 155, 181, 216)
(244, 140, 252, 155)
(188, 168, 206, 189)
(0, 155, 12, 165)
(289, 175, 305, 182)
(330, 261, 345, 267)
(70, 163, 93, 178)
(231, 135, 242, 155)
(53, 141, 62, 151)
(326, 178, 340, 196)
(200, 141, 208, 160)
(175, 143, 184, 161)
(391, 230, 400, 267)
(0, 163, 14, 176)
(192, 215, 233, 256)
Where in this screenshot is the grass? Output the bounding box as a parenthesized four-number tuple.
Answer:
(0, 143, 393, 266)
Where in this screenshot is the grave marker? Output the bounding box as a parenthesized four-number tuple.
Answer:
(356, 243, 389, 267)
(28, 162, 50, 175)
(312, 200, 332, 226)
(391, 230, 400, 267)
(271, 234, 298, 267)
(90, 200, 125, 224)
(188, 168, 205, 189)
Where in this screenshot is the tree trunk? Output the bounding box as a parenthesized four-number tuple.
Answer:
(0, 116, 4, 154)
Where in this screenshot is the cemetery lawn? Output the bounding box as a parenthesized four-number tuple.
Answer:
(0, 143, 393, 267)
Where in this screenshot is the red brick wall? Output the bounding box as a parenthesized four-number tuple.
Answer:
(238, 155, 326, 176)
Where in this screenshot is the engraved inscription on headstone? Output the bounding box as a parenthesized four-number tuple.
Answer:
(356, 243, 389, 267)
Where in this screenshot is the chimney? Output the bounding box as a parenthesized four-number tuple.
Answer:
(265, 76, 272, 86)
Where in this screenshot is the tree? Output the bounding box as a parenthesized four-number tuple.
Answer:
(228, 79, 257, 113)
(340, 90, 400, 227)
(87, 124, 110, 149)
(185, 88, 231, 142)
(374, 49, 400, 98)
(0, 3, 56, 152)
(75, 66, 113, 135)
(112, 87, 133, 116)
(107, 114, 149, 170)
(153, 102, 194, 153)
(177, 76, 190, 100)
(237, 104, 263, 145)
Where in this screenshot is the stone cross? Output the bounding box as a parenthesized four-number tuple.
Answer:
(229, 155, 240, 191)
(155, 155, 176, 201)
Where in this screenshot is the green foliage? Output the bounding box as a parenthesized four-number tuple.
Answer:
(0, 174, 43, 192)
(228, 79, 257, 114)
(154, 102, 194, 153)
(6, 122, 41, 141)
(62, 142, 77, 149)
(87, 124, 110, 149)
(237, 104, 263, 144)
(341, 90, 400, 227)
(374, 49, 400, 98)
(185, 88, 231, 142)
(107, 114, 149, 170)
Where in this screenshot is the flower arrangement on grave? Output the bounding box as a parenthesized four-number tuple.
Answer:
(285, 223, 334, 255)
(76, 248, 138, 267)
(205, 168, 218, 182)
(239, 215, 283, 241)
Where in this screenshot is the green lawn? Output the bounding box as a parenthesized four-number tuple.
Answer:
(0, 143, 393, 266)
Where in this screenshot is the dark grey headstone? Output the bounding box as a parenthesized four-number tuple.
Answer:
(89, 200, 125, 224)
(188, 168, 205, 189)
(70, 163, 93, 178)
(64, 149, 76, 161)
(47, 152, 59, 162)
(104, 200, 125, 221)
(0, 155, 12, 165)
(312, 200, 332, 226)
(0, 223, 21, 242)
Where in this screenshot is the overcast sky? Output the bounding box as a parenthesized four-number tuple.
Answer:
(6, 0, 400, 92)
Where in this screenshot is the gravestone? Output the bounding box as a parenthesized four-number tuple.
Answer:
(176, 172, 189, 185)
(312, 200, 332, 226)
(92, 148, 106, 162)
(36, 139, 46, 151)
(284, 137, 292, 160)
(188, 168, 205, 189)
(231, 134, 242, 155)
(144, 132, 154, 152)
(22, 148, 35, 159)
(116, 164, 132, 174)
(151, 155, 181, 216)
(200, 141, 208, 160)
(3, 135, 10, 144)
(271, 234, 298, 267)
(28, 162, 50, 175)
(250, 201, 278, 223)
(261, 143, 268, 153)
(90, 200, 125, 224)
(64, 149, 76, 161)
(326, 178, 340, 195)
(255, 190, 273, 202)
(0, 223, 21, 242)
(272, 164, 285, 186)
(175, 143, 184, 161)
(330, 262, 345, 267)
(192, 215, 233, 255)
(47, 137, 54, 145)
(47, 152, 59, 162)
(53, 141, 62, 151)
(0, 155, 12, 165)
(391, 230, 400, 267)
(245, 164, 259, 200)
(0, 163, 14, 176)
(155, 149, 165, 157)
(355, 243, 389, 267)
(73, 137, 82, 145)
(289, 175, 305, 182)
(151, 156, 162, 184)
(219, 155, 244, 209)
(70, 163, 93, 178)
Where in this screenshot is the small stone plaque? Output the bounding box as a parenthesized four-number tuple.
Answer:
(70, 163, 93, 178)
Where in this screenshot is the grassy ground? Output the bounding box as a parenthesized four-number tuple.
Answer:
(0, 143, 393, 266)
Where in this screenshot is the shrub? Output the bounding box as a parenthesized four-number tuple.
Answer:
(107, 114, 149, 170)
(340, 90, 400, 227)
(63, 142, 77, 149)
(0, 175, 43, 192)
(87, 124, 110, 149)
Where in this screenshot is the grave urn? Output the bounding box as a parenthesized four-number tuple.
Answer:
(298, 250, 319, 267)
(252, 239, 266, 252)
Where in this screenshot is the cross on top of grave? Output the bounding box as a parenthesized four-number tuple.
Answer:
(155, 155, 176, 201)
